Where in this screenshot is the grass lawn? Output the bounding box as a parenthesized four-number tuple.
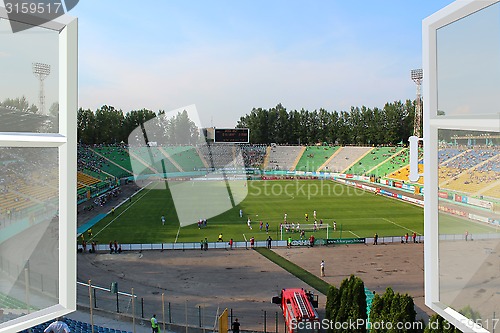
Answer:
(254, 248, 331, 295)
(86, 179, 497, 244)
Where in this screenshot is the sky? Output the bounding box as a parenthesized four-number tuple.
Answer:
(2, 0, 456, 128)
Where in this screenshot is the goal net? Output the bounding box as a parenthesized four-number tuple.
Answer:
(280, 223, 330, 240)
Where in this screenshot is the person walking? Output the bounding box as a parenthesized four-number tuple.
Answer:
(320, 260, 325, 277)
(151, 314, 159, 333)
(44, 317, 70, 333)
(373, 233, 378, 245)
(232, 318, 241, 333)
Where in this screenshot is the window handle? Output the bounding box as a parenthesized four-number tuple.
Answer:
(408, 136, 424, 183)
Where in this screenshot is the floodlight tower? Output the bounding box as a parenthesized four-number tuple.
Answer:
(411, 69, 423, 138)
(32, 62, 51, 114)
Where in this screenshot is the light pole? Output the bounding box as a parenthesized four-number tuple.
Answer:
(411, 69, 423, 138)
(32, 62, 51, 114)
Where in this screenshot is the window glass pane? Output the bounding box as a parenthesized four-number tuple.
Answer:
(0, 19, 59, 132)
(438, 129, 500, 327)
(436, 3, 500, 118)
(0, 147, 59, 324)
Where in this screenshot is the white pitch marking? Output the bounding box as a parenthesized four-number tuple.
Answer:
(382, 218, 418, 234)
(348, 230, 361, 238)
(91, 183, 155, 239)
(174, 226, 181, 243)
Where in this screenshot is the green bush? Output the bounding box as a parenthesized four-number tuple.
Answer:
(326, 275, 367, 333)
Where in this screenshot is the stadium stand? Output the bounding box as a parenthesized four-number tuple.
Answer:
(78, 146, 132, 179)
(371, 148, 410, 178)
(126, 146, 180, 174)
(439, 148, 498, 184)
(162, 146, 205, 171)
(345, 146, 404, 175)
(294, 146, 339, 172)
(388, 164, 425, 184)
(20, 318, 132, 333)
(481, 180, 500, 199)
(438, 146, 467, 164)
(0, 106, 50, 133)
(320, 146, 373, 173)
(0, 292, 37, 313)
(266, 146, 305, 171)
(440, 148, 500, 195)
(77, 171, 102, 191)
(240, 144, 267, 168)
(92, 146, 133, 174)
(0, 148, 59, 222)
(290, 146, 306, 171)
(197, 143, 243, 169)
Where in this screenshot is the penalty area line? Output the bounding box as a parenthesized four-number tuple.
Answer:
(348, 230, 361, 238)
(382, 218, 419, 235)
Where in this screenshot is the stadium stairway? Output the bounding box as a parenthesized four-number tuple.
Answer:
(195, 146, 210, 168)
(473, 178, 500, 197)
(439, 154, 492, 188)
(290, 146, 306, 171)
(438, 148, 469, 166)
(317, 147, 342, 172)
(157, 147, 183, 172)
(341, 147, 374, 173)
(126, 150, 158, 175)
(365, 148, 407, 175)
(262, 146, 272, 169)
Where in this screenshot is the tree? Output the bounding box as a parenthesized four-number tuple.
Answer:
(163, 110, 199, 145)
(94, 105, 125, 144)
(77, 108, 96, 144)
(123, 108, 157, 143)
(369, 287, 421, 333)
(326, 275, 367, 333)
(2, 96, 32, 112)
(49, 102, 59, 118)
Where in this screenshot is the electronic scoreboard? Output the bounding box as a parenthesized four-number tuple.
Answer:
(214, 128, 249, 143)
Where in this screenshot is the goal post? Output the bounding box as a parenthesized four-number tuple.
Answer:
(280, 223, 330, 240)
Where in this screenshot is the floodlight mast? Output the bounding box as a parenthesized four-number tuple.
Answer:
(411, 69, 423, 138)
(32, 62, 51, 114)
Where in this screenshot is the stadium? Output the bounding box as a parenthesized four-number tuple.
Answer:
(1, 108, 499, 331)
(1, 1, 500, 333)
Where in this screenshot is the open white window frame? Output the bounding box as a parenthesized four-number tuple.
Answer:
(423, 1, 499, 332)
(0, 7, 77, 333)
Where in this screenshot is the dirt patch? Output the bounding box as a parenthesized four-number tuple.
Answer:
(77, 242, 431, 331)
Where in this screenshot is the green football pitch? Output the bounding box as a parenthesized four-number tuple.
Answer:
(87, 179, 497, 244)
